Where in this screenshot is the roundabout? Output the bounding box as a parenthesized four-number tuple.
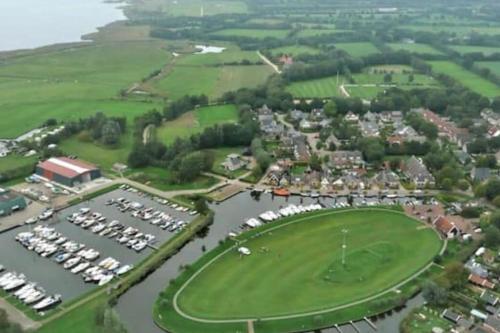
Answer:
(156, 208, 444, 333)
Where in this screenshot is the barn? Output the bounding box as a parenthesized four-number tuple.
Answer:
(36, 157, 101, 187)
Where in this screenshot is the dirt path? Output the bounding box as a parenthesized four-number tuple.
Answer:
(0, 298, 41, 331)
(339, 84, 350, 97)
(257, 51, 281, 74)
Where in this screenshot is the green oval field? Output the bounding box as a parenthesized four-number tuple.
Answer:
(176, 209, 442, 320)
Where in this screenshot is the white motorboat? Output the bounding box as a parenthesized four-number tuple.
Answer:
(24, 291, 45, 305)
(25, 217, 38, 225)
(98, 274, 114, 286)
(33, 294, 61, 311)
(63, 257, 81, 269)
(115, 265, 133, 276)
(71, 262, 90, 274)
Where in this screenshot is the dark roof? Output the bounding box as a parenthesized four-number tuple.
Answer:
(442, 309, 461, 323)
(472, 168, 491, 182)
(0, 188, 20, 203)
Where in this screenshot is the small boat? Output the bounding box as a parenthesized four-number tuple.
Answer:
(98, 275, 114, 286)
(24, 291, 45, 305)
(71, 262, 90, 274)
(63, 257, 81, 269)
(273, 188, 290, 197)
(25, 217, 38, 225)
(115, 265, 133, 276)
(33, 294, 61, 311)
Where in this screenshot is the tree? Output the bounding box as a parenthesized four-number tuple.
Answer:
(127, 145, 150, 168)
(383, 73, 393, 83)
(101, 120, 122, 146)
(422, 280, 448, 306)
(194, 197, 209, 214)
(309, 153, 322, 171)
(0, 308, 23, 333)
(485, 226, 500, 248)
(324, 100, 337, 118)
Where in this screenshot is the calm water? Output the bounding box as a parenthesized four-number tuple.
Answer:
(0, 0, 125, 52)
(115, 192, 421, 333)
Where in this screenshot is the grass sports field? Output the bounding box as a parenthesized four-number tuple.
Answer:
(334, 42, 380, 57)
(286, 76, 342, 98)
(387, 43, 443, 55)
(158, 209, 442, 333)
(157, 104, 238, 144)
(428, 61, 500, 98)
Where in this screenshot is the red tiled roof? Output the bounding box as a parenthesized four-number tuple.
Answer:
(38, 157, 97, 178)
(434, 216, 458, 235)
(469, 274, 495, 289)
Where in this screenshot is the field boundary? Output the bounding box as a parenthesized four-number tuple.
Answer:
(172, 208, 446, 324)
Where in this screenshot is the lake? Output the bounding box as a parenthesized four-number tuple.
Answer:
(0, 0, 125, 52)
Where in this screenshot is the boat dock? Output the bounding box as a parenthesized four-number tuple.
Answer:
(334, 324, 342, 333)
(350, 321, 361, 333)
(364, 317, 377, 330)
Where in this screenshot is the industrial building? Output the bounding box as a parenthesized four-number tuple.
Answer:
(36, 157, 101, 187)
(0, 188, 27, 217)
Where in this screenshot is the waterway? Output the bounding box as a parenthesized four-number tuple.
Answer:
(115, 192, 422, 333)
(0, 0, 125, 52)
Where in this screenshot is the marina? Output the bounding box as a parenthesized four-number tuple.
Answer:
(0, 187, 195, 306)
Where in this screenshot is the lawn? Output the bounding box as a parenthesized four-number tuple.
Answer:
(208, 147, 248, 178)
(154, 65, 272, 100)
(387, 43, 443, 55)
(269, 45, 321, 56)
(428, 61, 500, 98)
(128, 166, 219, 191)
(0, 154, 38, 174)
(449, 45, 500, 56)
(176, 209, 441, 320)
(210, 28, 290, 39)
(0, 41, 171, 138)
(157, 104, 239, 145)
(334, 42, 380, 57)
(286, 76, 343, 98)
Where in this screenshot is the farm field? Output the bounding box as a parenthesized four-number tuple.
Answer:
(176, 44, 261, 66)
(428, 61, 500, 98)
(334, 42, 380, 57)
(387, 43, 443, 55)
(449, 45, 500, 56)
(286, 76, 343, 98)
(0, 41, 171, 138)
(173, 209, 442, 321)
(269, 45, 321, 56)
(296, 29, 341, 37)
(132, 0, 248, 16)
(154, 65, 272, 100)
(157, 104, 239, 145)
(210, 28, 290, 39)
(401, 24, 500, 36)
(475, 61, 500, 76)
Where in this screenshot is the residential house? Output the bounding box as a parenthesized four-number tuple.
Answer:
(289, 109, 306, 122)
(329, 150, 364, 169)
(363, 111, 378, 123)
(469, 274, 496, 289)
(442, 309, 462, 324)
(481, 109, 500, 127)
(292, 135, 310, 161)
(279, 54, 294, 66)
(393, 124, 426, 143)
(299, 119, 319, 131)
(481, 291, 499, 307)
(258, 107, 285, 138)
(471, 167, 491, 183)
(454, 150, 472, 165)
(402, 156, 435, 188)
(372, 170, 400, 189)
(221, 154, 247, 172)
(433, 216, 460, 238)
(415, 108, 470, 149)
(344, 111, 359, 123)
(380, 110, 403, 125)
(360, 120, 380, 137)
(310, 108, 325, 121)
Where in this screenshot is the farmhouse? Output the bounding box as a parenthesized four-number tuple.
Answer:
(36, 157, 101, 187)
(0, 188, 27, 217)
(433, 216, 459, 238)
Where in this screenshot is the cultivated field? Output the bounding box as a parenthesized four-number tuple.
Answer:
(157, 104, 239, 145)
(334, 42, 380, 57)
(161, 209, 441, 332)
(428, 61, 500, 98)
(387, 43, 443, 55)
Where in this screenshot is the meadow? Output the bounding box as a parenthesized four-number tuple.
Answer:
(210, 28, 290, 39)
(129, 0, 248, 16)
(286, 76, 343, 98)
(172, 209, 441, 323)
(128, 166, 219, 191)
(154, 65, 272, 100)
(157, 104, 239, 145)
(296, 29, 342, 37)
(475, 61, 500, 76)
(401, 24, 500, 36)
(334, 42, 380, 57)
(0, 41, 171, 138)
(387, 43, 443, 55)
(428, 61, 500, 98)
(269, 45, 321, 56)
(176, 44, 261, 66)
(449, 45, 500, 56)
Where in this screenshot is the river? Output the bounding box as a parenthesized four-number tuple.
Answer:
(115, 192, 422, 333)
(0, 0, 125, 52)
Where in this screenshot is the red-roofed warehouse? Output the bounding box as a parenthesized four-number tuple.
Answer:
(36, 157, 101, 187)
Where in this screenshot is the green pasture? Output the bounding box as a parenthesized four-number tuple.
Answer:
(210, 28, 290, 39)
(387, 43, 443, 55)
(334, 42, 380, 57)
(449, 45, 500, 56)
